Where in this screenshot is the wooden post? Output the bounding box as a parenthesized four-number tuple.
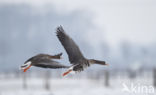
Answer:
(104, 70, 109, 87)
(22, 72, 27, 89)
(153, 68, 156, 87)
(44, 70, 50, 90)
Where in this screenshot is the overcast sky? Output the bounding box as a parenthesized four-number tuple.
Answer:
(0, 0, 156, 71)
(1, 0, 156, 48)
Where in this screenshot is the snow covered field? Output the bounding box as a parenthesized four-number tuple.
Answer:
(0, 72, 155, 95)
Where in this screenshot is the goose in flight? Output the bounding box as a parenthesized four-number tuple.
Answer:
(21, 53, 69, 72)
(56, 26, 108, 76)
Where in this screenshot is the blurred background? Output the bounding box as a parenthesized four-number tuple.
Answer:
(0, 0, 156, 95)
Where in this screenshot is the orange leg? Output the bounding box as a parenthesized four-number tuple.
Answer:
(62, 70, 72, 77)
(23, 65, 32, 72)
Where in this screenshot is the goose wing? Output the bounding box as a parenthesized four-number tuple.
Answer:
(56, 26, 85, 64)
(34, 59, 69, 69)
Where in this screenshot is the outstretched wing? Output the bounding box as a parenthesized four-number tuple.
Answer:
(56, 26, 85, 64)
(34, 60, 69, 69)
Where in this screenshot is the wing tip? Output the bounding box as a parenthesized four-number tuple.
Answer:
(56, 25, 64, 34)
(56, 25, 66, 40)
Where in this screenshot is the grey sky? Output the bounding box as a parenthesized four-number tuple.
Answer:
(0, 0, 156, 71)
(1, 0, 156, 47)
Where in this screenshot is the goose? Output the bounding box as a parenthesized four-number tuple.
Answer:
(56, 26, 108, 76)
(21, 53, 69, 72)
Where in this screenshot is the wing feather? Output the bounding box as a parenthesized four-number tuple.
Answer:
(56, 26, 85, 64)
(34, 60, 69, 69)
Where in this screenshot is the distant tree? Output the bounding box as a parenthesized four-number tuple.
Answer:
(121, 41, 132, 61)
(101, 43, 110, 58)
(0, 39, 9, 65)
(127, 69, 136, 79)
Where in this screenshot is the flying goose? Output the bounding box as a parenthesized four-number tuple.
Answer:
(56, 26, 108, 76)
(21, 53, 69, 72)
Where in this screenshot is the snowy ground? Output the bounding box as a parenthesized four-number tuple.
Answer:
(0, 73, 155, 95)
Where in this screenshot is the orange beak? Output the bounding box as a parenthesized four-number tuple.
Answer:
(62, 69, 72, 77)
(23, 64, 32, 72)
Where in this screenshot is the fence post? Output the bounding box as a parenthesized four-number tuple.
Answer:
(153, 68, 156, 87)
(22, 72, 27, 89)
(104, 70, 109, 87)
(44, 70, 50, 90)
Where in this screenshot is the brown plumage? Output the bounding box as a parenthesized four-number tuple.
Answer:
(56, 26, 108, 76)
(21, 53, 69, 72)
